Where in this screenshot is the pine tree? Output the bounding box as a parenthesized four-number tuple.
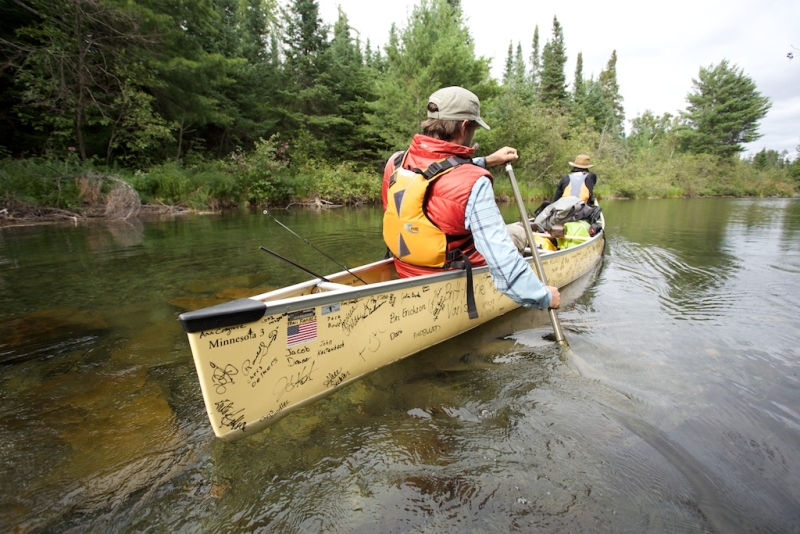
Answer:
(573, 52, 585, 104)
(569, 52, 586, 126)
(503, 42, 514, 86)
(597, 50, 625, 135)
(142, 0, 246, 162)
(188, 0, 283, 155)
(529, 25, 540, 92)
(323, 8, 380, 162)
(514, 43, 526, 86)
(282, 0, 329, 91)
(539, 17, 567, 106)
(503, 41, 531, 103)
(752, 148, 786, 170)
(678, 60, 771, 158)
(582, 77, 613, 133)
(368, 0, 492, 150)
(280, 0, 338, 160)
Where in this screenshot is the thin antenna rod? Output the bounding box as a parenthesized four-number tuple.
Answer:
(259, 246, 332, 283)
(263, 210, 367, 284)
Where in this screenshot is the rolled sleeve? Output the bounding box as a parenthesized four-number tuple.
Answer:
(465, 177, 552, 309)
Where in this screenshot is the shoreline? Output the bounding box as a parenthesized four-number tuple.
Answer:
(0, 204, 197, 229)
(3, 194, 796, 229)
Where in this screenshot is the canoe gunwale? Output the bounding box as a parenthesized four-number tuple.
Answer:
(178, 232, 603, 333)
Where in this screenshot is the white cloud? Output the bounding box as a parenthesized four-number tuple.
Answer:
(318, 0, 800, 157)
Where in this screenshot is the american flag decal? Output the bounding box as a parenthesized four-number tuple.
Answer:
(287, 309, 317, 346)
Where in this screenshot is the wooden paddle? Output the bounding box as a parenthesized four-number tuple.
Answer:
(505, 163, 568, 346)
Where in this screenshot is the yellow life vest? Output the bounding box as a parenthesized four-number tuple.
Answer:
(383, 154, 472, 268)
(535, 234, 558, 251)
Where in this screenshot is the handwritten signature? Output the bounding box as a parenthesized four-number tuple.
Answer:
(200, 324, 247, 338)
(429, 282, 466, 320)
(324, 368, 351, 388)
(210, 361, 239, 395)
(273, 361, 316, 402)
(214, 399, 246, 432)
(341, 296, 387, 335)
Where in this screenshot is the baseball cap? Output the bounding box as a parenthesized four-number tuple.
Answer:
(427, 86, 490, 130)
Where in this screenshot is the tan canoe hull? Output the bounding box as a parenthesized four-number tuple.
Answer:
(180, 232, 605, 440)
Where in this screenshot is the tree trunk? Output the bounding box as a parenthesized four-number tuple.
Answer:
(74, 5, 87, 162)
(176, 115, 184, 161)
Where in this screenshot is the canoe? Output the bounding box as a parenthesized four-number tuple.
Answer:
(179, 219, 605, 440)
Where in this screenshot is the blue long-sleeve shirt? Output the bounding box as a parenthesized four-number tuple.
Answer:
(465, 176, 552, 310)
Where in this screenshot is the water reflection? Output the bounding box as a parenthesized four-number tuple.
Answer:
(108, 219, 145, 246)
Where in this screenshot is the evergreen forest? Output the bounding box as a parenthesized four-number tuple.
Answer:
(1, 0, 798, 222)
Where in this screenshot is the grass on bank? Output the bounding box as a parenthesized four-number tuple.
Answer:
(1, 145, 798, 221)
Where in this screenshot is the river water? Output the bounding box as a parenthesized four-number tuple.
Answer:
(1, 198, 798, 533)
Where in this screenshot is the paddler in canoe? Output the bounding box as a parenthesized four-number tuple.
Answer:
(381, 85, 561, 313)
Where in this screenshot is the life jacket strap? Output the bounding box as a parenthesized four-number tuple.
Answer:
(420, 156, 473, 179)
(445, 233, 476, 258)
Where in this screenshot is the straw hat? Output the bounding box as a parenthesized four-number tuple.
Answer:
(569, 154, 594, 169)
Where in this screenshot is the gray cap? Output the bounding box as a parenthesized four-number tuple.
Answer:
(427, 86, 490, 130)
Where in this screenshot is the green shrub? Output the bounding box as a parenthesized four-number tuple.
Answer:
(0, 156, 98, 208)
(235, 137, 291, 205)
(128, 162, 191, 204)
(299, 161, 381, 205)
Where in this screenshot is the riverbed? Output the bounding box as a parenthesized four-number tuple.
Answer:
(1, 198, 798, 532)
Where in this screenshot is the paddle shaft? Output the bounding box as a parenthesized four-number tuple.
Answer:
(505, 164, 567, 345)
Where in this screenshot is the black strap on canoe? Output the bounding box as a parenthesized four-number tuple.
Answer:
(445, 233, 477, 260)
(446, 249, 478, 320)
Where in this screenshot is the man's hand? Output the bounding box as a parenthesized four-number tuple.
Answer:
(485, 146, 518, 167)
(547, 286, 561, 309)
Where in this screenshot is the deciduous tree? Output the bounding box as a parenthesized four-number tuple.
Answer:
(2, 0, 170, 161)
(627, 110, 677, 155)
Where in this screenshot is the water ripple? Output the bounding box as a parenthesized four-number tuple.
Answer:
(608, 236, 742, 321)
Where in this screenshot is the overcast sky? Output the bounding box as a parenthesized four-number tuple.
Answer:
(318, 0, 800, 159)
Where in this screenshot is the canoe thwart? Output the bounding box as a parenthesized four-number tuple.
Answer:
(179, 298, 267, 333)
(315, 281, 352, 292)
(533, 231, 590, 242)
